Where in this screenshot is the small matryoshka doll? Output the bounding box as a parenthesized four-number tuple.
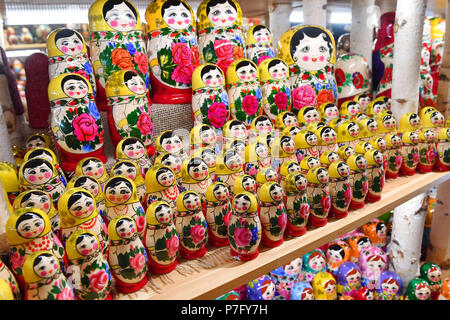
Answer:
(23, 147, 67, 187)
(360, 219, 387, 250)
(233, 174, 257, 195)
(111, 160, 146, 203)
(67, 175, 106, 221)
(224, 138, 246, 161)
(205, 182, 232, 247)
(346, 233, 372, 263)
(258, 58, 292, 121)
(354, 286, 374, 300)
(222, 119, 249, 145)
(22, 251, 74, 300)
(214, 149, 244, 193)
(319, 151, 340, 169)
(145, 0, 199, 104)
(405, 278, 432, 300)
(300, 156, 321, 176)
(417, 128, 436, 173)
(226, 59, 263, 126)
(0, 259, 20, 300)
(48, 73, 106, 173)
(421, 108, 445, 136)
(244, 139, 271, 178)
(180, 155, 212, 203)
(399, 131, 420, 176)
(339, 101, 362, 121)
(337, 144, 355, 162)
(58, 188, 109, 256)
(255, 167, 279, 191)
(155, 129, 187, 162)
(312, 271, 337, 300)
(366, 97, 388, 116)
(270, 135, 298, 173)
(46, 28, 96, 93)
(65, 230, 112, 300)
(19, 158, 66, 208)
(105, 70, 155, 156)
(246, 275, 276, 300)
(358, 246, 387, 290)
(435, 127, 450, 171)
(328, 161, 352, 219)
(246, 25, 275, 66)
(249, 115, 274, 140)
(296, 107, 320, 130)
(258, 182, 287, 248)
(319, 102, 340, 124)
(228, 191, 262, 261)
(192, 147, 217, 178)
(191, 64, 230, 130)
(278, 160, 301, 189)
(302, 249, 327, 282)
(306, 166, 331, 228)
(291, 281, 315, 300)
(353, 93, 372, 113)
(294, 130, 320, 162)
(196, 0, 245, 73)
(144, 201, 179, 274)
(384, 133, 403, 179)
(116, 137, 153, 177)
(336, 120, 360, 149)
(24, 133, 53, 152)
(190, 123, 218, 151)
(268, 258, 302, 300)
(284, 172, 310, 237)
(438, 277, 450, 300)
(88, 0, 149, 111)
(398, 112, 422, 135)
(336, 261, 362, 297)
(369, 136, 388, 170)
(376, 110, 397, 138)
(376, 270, 402, 300)
(364, 149, 385, 203)
(75, 157, 109, 190)
(354, 140, 373, 155)
(316, 125, 338, 154)
(107, 216, 148, 293)
(326, 240, 351, 276)
(420, 262, 442, 300)
(103, 176, 146, 239)
(144, 165, 179, 212)
(358, 117, 379, 143)
(175, 191, 208, 259)
(282, 125, 302, 142)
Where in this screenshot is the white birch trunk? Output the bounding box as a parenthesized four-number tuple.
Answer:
(269, 4, 293, 52)
(436, 2, 450, 118)
(351, 0, 376, 67)
(303, 0, 327, 28)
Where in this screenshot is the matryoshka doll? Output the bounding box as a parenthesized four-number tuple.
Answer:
(222, 119, 249, 145)
(111, 160, 146, 203)
(360, 219, 387, 250)
(249, 115, 274, 140)
(302, 249, 326, 282)
(339, 101, 362, 121)
(224, 138, 246, 162)
(196, 0, 245, 73)
(268, 258, 302, 300)
(65, 230, 112, 300)
(336, 120, 360, 149)
(294, 130, 320, 162)
(326, 240, 351, 276)
(48, 73, 106, 173)
(190, 123, 218, 151)
(205, 182, 232, 247)
(277, 25, 337, 115)
(398, 111, 422, 135)
(438, 277, 450, 300)
(66, 175, 106, 221)
(105, 70, 155, 156)
(291, 281, 314, 300)
(145, 0, 199, 104)
(214, 149, 244, 193)
(312, 271, 337, 300)
(24, 133, 53, 152)
(23, 147, 67, 187)
(366, 96, 389, 116)
(144, 201, 179, 274)
(226, 59, 263, 126)
(228, 191, 262, 261)
(315, 125, 338, 154)
(420, 262, 442, 300)
(282, 125, 302, 142)
(103, 176, 146, 239)
(296, 107, 320, 130)
(107, 216, 148, 293)
(369, 136, 388, 171)
(75, 157, 109, 190)
(246, 275, 276, 300)
(116, 137, 153, 177)
(88, 0, 150, 111)
(364, 149, 385, 203)
(5, 208, 68, 291)
(347, 233, 372, 263)
(258, 58, 291, 122)
(155, 130, 187, 162)
(328, 160, 352, 219)
(358, 117, 379, 142)
(319, 151, 340, 169)
(399, 131, 420, 176)
(154, 152, 183, 185)
(319, 102, 339, 124)
(46, 28, 97, 94)
(336, 261, 362, 297)
(258, 182, 287, 248)
(354, 286, 374, 300)
(284, 172, 310, 237)
(0, 258, 20, 300)
(306, 166, 331, 228)
(384, 133, 403, 179)
(233, 174, 257, 195)
(405, 278, 431, 300)
(244, 139, 271, 178)
(144, 165, 179, 212)
(246, 25, 274, 65)
(346, 153, 368, 210)
(255, 167, 278, 191)
(376, 270, 402, 300)
(376, 110, 397, 138)
(278, 160, 301, 190)
(175, 191, 208, 259)
(358, 246, 387, 290)
(435, 127, 450, 171)
(417, 128, 436, 173)
(58, 188, 109, 256)
(270, 135, 298, 173)
(180, 155, 212, 204)
(337, 144, 355, 162)
(22, 251, 74, 300)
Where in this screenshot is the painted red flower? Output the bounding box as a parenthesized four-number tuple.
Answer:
(316, 89, 335, 107)
(89, 270, 109, 292)
(208, 102, 228, 128)
(277, 213, 287, 232)
(425, 149, 435, 164)
(136, 112, 153, 136)
(395, 155, 403, 169)
(274, 92, 289, 110)
(299, 203, 310, 219)
(335, 68, 346, 86)
(111, 48, 133, 70)
(412, 151, 420, 164)
(72, 113, 98, 142)
(242, 95, 259, 116)
(352, 72, 364, 89)
(166, 236, 179, 257)
(129, 253, 146, 274)
(134, 52, 148, 75)
(171, 65, 194, 85)
(257, 55, 271, 65)
(292, 85, 316, 111)
(223, 210, 232, 227)
(171, 43, 192, 66)
(320, 195, 331, 213)
(362, 179, 369, 195)
(56, 287, 74, 300)
(380, 67, 393, 84)
(190, 224, 206, 245)
(191, 46, 200, 67)
(214, 39, 233, 59)
(216, 58, 234, 74)
(344, 187, 353, 205)
(234, 227, 252, 247)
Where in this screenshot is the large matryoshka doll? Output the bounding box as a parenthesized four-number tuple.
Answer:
(270, 135, 298, 173)
(258, 58, 292, 122)
(180, 154, 212, 203)
(144, 200, 179, 274)
(294, 130, 320, 162)
(420, 262, 442, 300)
(144, 165, 179, 212)
(364, 149, 385, 203)
(268, 258, 302, 300)
(358, 245, 387, 290)
(336, 261, 362, 297)
(327, 160, 352, 219)
(5, 207, 68, 291)
(226, 59, 263, 126)
(360, 218, 387, 250)
(246, 24, 275, 66)
(284, 172, 310, 237)
(196, 0, 245, 74)
(277, 25, 337, 115)
(376, 270, 402, 300)
(48, 73, 106, 173)
(66, 175, 106, 221)
(110, 160, 146, 203)
(312, 271, 337, 300)
(116, 137, 153, 177)
(291, 281, 315, 300)
(88, 0, 149, 111)
(205, 181, 232, 247)
(75, 157, 109, 190)
(105, 70, 155, 156)
(46, 28, 97, 94)
(190, 123, 218, 151)
(405, 278, 432, 300)
(336, 120, 360, 149)
(306, 166, 331, 228)
(228, 191, 261, 261)
(315, 125, 338, 154)
(0, 258, 20, 300)
(435, 127, 450, 171)
(384, 133, 403, 179)
(214, 149, 244, 193)
(326, 240, 350, 276)
(246, 275, 276, 300)
(346, 153, 368, 209)
(301, 249, 327, 282)
(191, 64, 230, 130)
(145, 0, 199, 104)
(244, 139, 271, 178)
(399, 131, 420, 176)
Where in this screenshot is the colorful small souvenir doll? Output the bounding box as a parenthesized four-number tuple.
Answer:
(364, 149, 385, 203)
(302, 249, 327, 282)
(175, 190, 208, 259)
(346, 153, 369, 210)
(376, 270, 402, 300)
(58, 188, 109, 256)
(294, 130, 320, 162)
(337, 145, 355, 162)
(244, 139, 271, 178)
(284, 172, 310, 237)
(222, 119, 249, 146)
(24, 133, 53, 152)
(192, 146, 217, 178)
(75, 157, 109, 190)
(369, 136, 388, 171)
(435, 127, 450, 171)
(398, 112, 422, 135)
(88, 0, 150, 111)
(23, 251, 74, 300)
(295, 107, 320, 130)
(48, 73, 106, 172)
(282, 125, 302, 142)
(438, 277, 450, 300)
(336, 261, 362, 297)
(278, 160, 301, 190)
(249, 115, 274, 140)
(224, 138, 246, 161)
(417, 128, 436, 173)
(196, 0, 245, 74)
(366, 97, 388, 116)
(111, 160, 146, 203)
(275, 111, 299, 133)
(339, 101, 362, 121)
(104, 176, 146, 239)
(144, 200, 179, 274)
(246, 25, 275, 66)
(376, 110, 397, 138)
(226, 59, 263, 126)
(46, 28, 96, 94)
(270, 135, 298, 173)
(154, 152, 183, 185)
(5, 208, 68, 291)
(268, 257, 302, 300)
(144, 165, 179, 212)
(405, 278, 431, 300)
(155, 130, 187, 162)
(399, 131, 420, 176)
(228, 191, 262, 261)
(357, 117, 379, 144)
(214, 149, 244, 193)
(384, 133, 403, 179)
(107, 216, 148, 293)
(354, 141, 374, 156)
(233, 174, 257, 195)
(319, 151, 340, 169)
(204, 182, 232, 247)
(0, 258, 20, 300)
(258, 182, 287, 247)
(180, 155, 212, 204)
(145, 0, 199, 104)
(358, 246, 387, 290)
(23, 147, 67, 187)
(65, 230, 112, 300)
(306, 166, 331, 228)
(312, 271, 337, 300)
(315, 125, 338, 154)
(291, 281, 315, 300)
(67, 175, 106, 222)
(246, 275, 276, 300)
(360, 219, 387, 250)
(326, 240, 351, 276)
(335, 120, 360, 150)
(420, 108, 445, 136)
(258, 58, 291, 122)
(255, 167, 279, 191)
(420, 262, 442, 300)
(319, 102, 340, 124)
(190, 123, 218, 151)
(105, 70, 155, 156)
(116, 137, 153, 177)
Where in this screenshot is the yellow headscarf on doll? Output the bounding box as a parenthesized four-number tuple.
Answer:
(258, 181, 283, 203)
(419, 128, 435, 143)
(376, 111, 397, 134)
(385, 133, 401, 148)
(180, 155, 210, 184)
(88, 0, 142, 32)
(23, 147, 60, 169)
(279, 160, 301, 178)
(215, 150, 243, 175)
(0, 279, 14, 300)
(206, 181, 229, 202)
(271, 135, 296, 158)
(337, 145, 354, 161)
(419, 106, 437, 119)
(192, 147, 216, 174)
(13, 190, 58, 221)
(25, 133, 53, 151)
(196, 0, 243, 31)
(146, 200, 173, 226)
(256, 167, 278, 185)
(306, 166, 329, 184)
(369, 137, 387, 151)
(18, 158, 59, 189)
(146, 0, 195, 33)
(145, 164, 176, 193)
(316, 125, 337, 146)
(153, 152, 181, 180)
(48, 73, 93, 101)
(246, 24, 272, 47)
(65, 230, 100, 261)
(233, 174, 256, 194)
(176, 190, 200, 212)
(354, 141, 373, 155)
(312, 271, 337, 300)
(366, 96, 388, 115)
(58, 188, 98, 228)
(116, 137, 149, 161)
(357, 117, 378, 139)
(320, 151, 339, 167)
(232, 191, 258, 213)
(294, 130, 318, 149)
(75, 157, 109, 186)
(103, 176, 140, 208)
(340, 101, 361, 119)
(226, 58, 259, 85)
(276, 111, 298, 129)
(0, 161, 19, 212)
(438, 127, 450, 141)
(284, 172, 307, 193)
(105, 69, 148, 98)
(364, 149, 383, 166)
(346, 153, 367, 172)
(222, 119, 248, 140)
(6, 208, 51, 246)
(190, 123, 217, 149)
(250, 115, 273, 136)
(421, 109, 445, 128)
(398, 112, 421, 133)
(23, 251, 61, 284)
(108, 215, 137, 241)
(337, 121, 360, 143)
(110, 160, 145, 188)
(300, 156, 320, 173)
(328, 160, 349, 179)
(258, 58, 289, 82)
(192, 64, 225, 91)
(46, 28, 87, 58)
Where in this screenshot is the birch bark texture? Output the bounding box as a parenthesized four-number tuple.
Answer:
(269, 4, 293, 53)
(436, 2, 450, 118)
(303, 0, 327, 28)
(350, 0, 376, 67)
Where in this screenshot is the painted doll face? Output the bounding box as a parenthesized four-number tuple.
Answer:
(265, 168, 278, 182)
(155, 204, 173, 224)
(346, 270, 361, 286)
(230, 123, 247, 139)
(55, 33, 83, 55)
(76, 234, 99, 256)
(201, 150, 216, 170)
(367, 119, 378, 133)
(231, 141, 246, 159)
(376, 223, 387, 240)
(162, 3, 192, 30)
(327, 247, 344, 263)
(105, 181, 132, 204)
(358, 96, 371, 109)
(123, 141, 146, 159)
(373, 102, 387, 114)
(242, 176, 256, 192)
(324, 105, 339, 119)
(161, 135, 183, 154)
(355, 156, 367, 170)
(199, 128, 217, 144)
(26, 137, 46, 150)
(21, 192, 51, 214)
(324, 280, 336, 295)
(268, 61, 288, 80)
(104, 2, 137, 32)
(285, 258, 302, 275)
(281, 137, 296, 153)
(23, 162, 53, 185)
(302, 288, 314, 300)
(430, 111, 445, 126)
(63, 78, 88, 99)
(254, 27, 271, 44)
(305, 132, 318, 146)
(255, 143, 269, 158)
(348, 124, 360, 138)
(33, 254, 59, 279)
(307, 157, 320, 168)
(261, 281, 276, 300)
(115, 218, 136, 239)
(293, 33, 331, 71)
(255, 118, 273, 134)
(125, 75, 146, 95)
(201, 68, 224, 88)
(424, 129, 435, 142)
(373, 151, 384, 165)
(17, 212, 46, 239)
(157, 168, 175, 187)
(337, 162, 350, 177)
(233, 194, 251, 213)
(366, 256, 386, 273)
(225, 152, 242, 171)
(428, 268, 441, 283)
(383, 116, 396, 130)
(213, 184, 229, 201)
(317, 168, 329, 183)
(409, 132, 420, 144)
(327, 152, 340, 164)
(391, 135, 402, 147)
(381, 279, 399, 295)
(309, 255, 326, 271)
(77, 178, 100, 197)
(236, 64, 257, 82)
(113, 163, 137, 181)
(188, 159, 209, 181)
(269, 184, 284, 202)
(347, 103, 361, 115)
(161, 154, 182, 174)
(183, 193, 200, 211)
(68, 193, 95, 219)
(207, 1, 238, 27)
(343, 146, 354, 158)
(356, 237, 371, 251)
(82, 160, 105, 179)
(287, 162, 301, 174)
(375, 138, 387, 150)
(284, 113, 299, 126)
(415, 285, 431, 300)
(321, 128, 337, 144)
(294, 175, 307, 190)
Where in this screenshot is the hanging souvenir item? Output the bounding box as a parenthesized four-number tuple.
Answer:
(246, 25, 275, 66)
(24, 133, 53, 152)
(144, 164, 179, 213)
(110, 160, 146, 203)
(420, 262, 442, 300)
(346, 153, 368, 209)
(107, 216, 148, 293)
(205, 182, 232, 247)
(319, 102, 339, 124)
(145, 0, 199, 104)
(325, 240, 351, 276)
(180, 155, 212, 203)
(155, 130, 187, 162)
(23, 147, 67, 187)
(360, 219, 387, 249)
(302, 249, 327, 282)
(358, 246, 387, 290)
(315, 125, 338, 154)
(294, 130, 320, 162)
(435, 127, 450, 172)
(270, 135, 298, 173)
(364, 149, 385, 203)
(306, 166, 331, 228)
(268, 258, 302, 300)
(291, 281, 314, 300)
(376, 270, 402, 300)
(244, 139, 271, 178)
(214, 149, 244, 192)
(222, 119, 248, 145)
(228, 191, 262, 261)
(0, 162, 20, 212)
(75, 157, 109, 190)
(336, 261, 362, 297)
(144, 200, 179, 274)
(0, 259, 20, 300)
(347, 232, 372, 263)
(246, 275, 276, 300)
(284, 172, 310, 237)
(312, 271, 337, 300)
(405, 278, 432, 300)
(116, 137, 153, 177)
(65, 230, 113, 300)
(48, 73, 106, 172)
(399, 131, 420, 176)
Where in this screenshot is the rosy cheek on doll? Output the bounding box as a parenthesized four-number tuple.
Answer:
(109, 20, 119, 27)
(128, 21, 135, 27)
(211, 16, 219, 22)
(76, 44, 83, 51)
(43, 172, 51, 179)
(240, 75, 246, 80)
(109, 195, 115, 201)
(43, 203, 50, 210)
(319, 56, 325, 62)
(122, 194, 130, 200)
(88, 205, 94, 212)
(28, 175, 37, 182)
(184, 19, 190, 24)
(81, 89, 87, 95)
(205, 79, 211, 86)
(127, 151, 134, 157)
(131, 85, 138, 92)
(68, 91, 74, 96)
(93, 242, 98, 250)
(228, 16, 235, 22)
(61, 46, 69, 53)
(302, 56, 309, 62)
(167, 18, 175, 25)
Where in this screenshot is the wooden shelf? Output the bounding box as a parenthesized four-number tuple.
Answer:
(4, 43, 46, 51)
(113, 171, 450, 300)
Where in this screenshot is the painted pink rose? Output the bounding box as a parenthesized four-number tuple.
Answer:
(72, 113, 98, 142)
(292, 85, 316, 111)
(234, 227, 252, 247)
(190, 224, 206, 245)
(135, 215, 146, 234)
(129, 253, 146, 274)
(344, 187, 353, 205)
(136, 112, 153, 136)
(395, 155, 403, 169)
(248, 166, 258, 176)
(242, 95, 259, 116)
(425, 149, 435, 164)
(214, 39, 233, 59)
(257, 55, 271, 65)
(74, 70, 90, 82)
(89, 270, 109, 292)
(362, 179, 369, 195)
(134, 52, 149, 75)
(223, 210, 232, 227)
(56, 287, 75, 300)
(216, 58, 234, 74)
(171, 43, 192, 66)
(208, 102, 228, 128)
(277, 213, 287, 232)
(166, 236, 179, 257)
(172, 65, 194, 85)
(320, 195, 331, 213)
(412, 151, 420, 164)
(299, 203, 310, 219)
(274, 92, 289, 111)
(10, 252, 25, 270)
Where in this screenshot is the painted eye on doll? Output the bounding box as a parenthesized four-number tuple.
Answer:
(55, 33, 83, 55)
(104, 2, 137, 32)
(63, 79, 88, 98)
(17, 212, 46, 238)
